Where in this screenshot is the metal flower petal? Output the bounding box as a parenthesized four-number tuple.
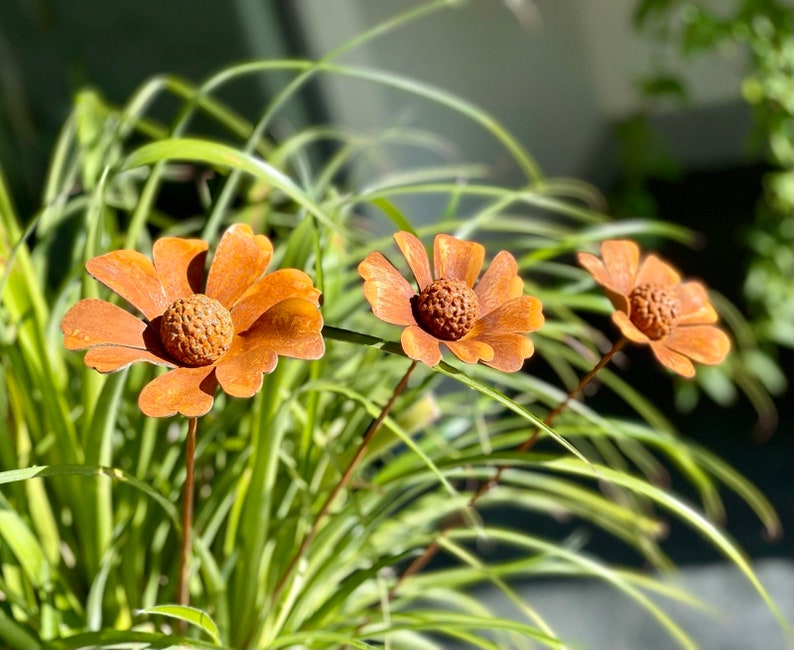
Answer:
(359, 252, 417, 326)
(205, 223, 274, 309)
(394, 231, 433, 291)
(86, 250, 168, 321)
(433, 233, 484, 287)
(152, 237, 208, 303)
(215, 298, 325, 398)
(138, 366, 218, 418)
(474, 250, 525, 317)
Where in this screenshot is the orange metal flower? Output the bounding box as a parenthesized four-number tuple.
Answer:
(62, 223, 324, 417)
(577, 239, 730, 377)
(359, 231, 544, 371)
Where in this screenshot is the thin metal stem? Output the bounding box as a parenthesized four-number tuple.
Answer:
(178, 416, 198, 608)
(271, 360, 418, 607)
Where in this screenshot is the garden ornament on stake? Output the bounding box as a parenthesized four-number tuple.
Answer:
(389, 237, 732, 600)
(62, 223, 325, 607)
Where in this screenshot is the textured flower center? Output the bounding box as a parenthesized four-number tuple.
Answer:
(413, 278, 479, 341)
(160, 294, 234, 366)
(629, 283, 681, 340)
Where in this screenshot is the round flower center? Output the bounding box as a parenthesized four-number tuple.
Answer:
(629, 283, 681, 340)
(413, 278, 479, 341)
(159, 294, 234, 366)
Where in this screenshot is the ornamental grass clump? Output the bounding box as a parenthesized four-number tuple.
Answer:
(0, 3, 789, 649)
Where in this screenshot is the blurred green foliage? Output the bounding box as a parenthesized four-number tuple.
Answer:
(616, 0, 793, 353)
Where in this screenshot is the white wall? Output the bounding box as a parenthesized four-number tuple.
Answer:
(295, 0, 604, 182)
(293, 0, 752, 182)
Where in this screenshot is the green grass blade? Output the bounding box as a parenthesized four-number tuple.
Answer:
(547, 458, 790, 634)
(138, 605, 221, 645)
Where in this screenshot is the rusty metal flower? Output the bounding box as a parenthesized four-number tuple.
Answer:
(62, 223, 324, 417)
(577, 239, 730, 377)
(358, 231, 544, 371)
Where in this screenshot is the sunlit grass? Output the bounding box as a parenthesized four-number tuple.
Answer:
(0, 2, 787, 648)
